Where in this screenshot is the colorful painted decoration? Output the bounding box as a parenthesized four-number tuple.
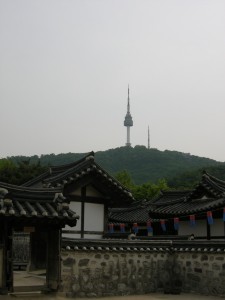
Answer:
(120, 223, 125, 233)
(108, 223, 114, 233)
(160, 219, 166, 232)
(190, 214, 196, 226)
(174, 217, 179, 231)
(147, 220, 153, 233)
(133, 223, 139, 234)
(207, 211, 213, 225)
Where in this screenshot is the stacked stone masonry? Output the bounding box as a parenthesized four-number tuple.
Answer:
(61, 241, 225, 297)
(177, 252, 225, 296)
(61, 250, 169, 297)
(60, 241, 225, 298)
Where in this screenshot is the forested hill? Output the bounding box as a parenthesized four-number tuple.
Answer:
(8, 145, 225, 185)
(95, 146, 224, 184)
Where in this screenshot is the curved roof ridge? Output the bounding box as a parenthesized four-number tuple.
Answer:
(93, 161, 132, 193)
(50, 151, 95, 173)
(21, 151, 95, 187)
(148, 198, 225, 219)
(151, 189, 191, 204)
(203, 172, 225, 191)
(45, 158, 133, 195)
(109, 200, 145, 213)
(43, 157, 93, 184)
(0, 181, 62, 193)
(151, 196, 188, 207)
(21, 170, 50, 187)
(185, 172, 225, 201)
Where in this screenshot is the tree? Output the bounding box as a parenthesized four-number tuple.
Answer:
(0, 159, 17, 183)
(0, 158, 46, 185)
(115, 170, 168, 201)
(114, 170, 134, 190)
(132, 179, 168, 200)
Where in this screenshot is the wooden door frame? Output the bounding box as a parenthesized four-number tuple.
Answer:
(0, 221, 62, 294)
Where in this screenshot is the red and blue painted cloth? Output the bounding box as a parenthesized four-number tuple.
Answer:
(147, 220, 153, 233)
(189, 214, 196, 226)
(120, 223, 125, 233)
(108, 223, 114, 233)
(160, 219, 166, 232)
(174, 217, 179, 231)
(133, 223, 139, 234)
(207, 211, 213, 225)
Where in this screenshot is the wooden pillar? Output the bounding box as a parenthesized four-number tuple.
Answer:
(81, 187, 86, 238)
(104, 203, 108, 234)
(46, 228, 61, 291)
(0, 222, 13, 294)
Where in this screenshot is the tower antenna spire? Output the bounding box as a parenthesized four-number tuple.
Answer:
(127, 85, 130, 113)
(148, 126, 150, 149)
(124, 85, 133, 147)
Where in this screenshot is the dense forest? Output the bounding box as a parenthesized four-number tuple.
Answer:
(1, 146, 225, 192)
(94, 146, 224, 185)
(0, 159, 46, 185)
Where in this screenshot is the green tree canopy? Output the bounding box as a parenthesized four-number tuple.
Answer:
(0, 159, 46, 185)
(114, 170, 134, 190)
(133, 179, 168, 200)
(115, 170, 168, 201)
(0, 159, 17, 183)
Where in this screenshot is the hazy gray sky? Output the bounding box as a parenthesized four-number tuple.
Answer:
(1, 0, 225, 161)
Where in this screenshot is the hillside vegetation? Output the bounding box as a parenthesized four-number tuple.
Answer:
(95, 146, 224, 184)
(6, 145, 225, 186)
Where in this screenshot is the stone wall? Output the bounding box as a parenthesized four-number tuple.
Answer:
(60, 239, 225, 298)
(176, 251, 225, 296)
(61, 250, 169, 297)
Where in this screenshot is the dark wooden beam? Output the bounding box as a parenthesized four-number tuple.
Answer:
(81, 186, 86, 238)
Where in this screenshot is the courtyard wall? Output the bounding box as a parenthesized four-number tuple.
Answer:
(176, 250, 225, 295)
(60, 239, 225, 298)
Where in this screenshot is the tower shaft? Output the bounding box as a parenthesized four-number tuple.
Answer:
(126, 127, 131, 146)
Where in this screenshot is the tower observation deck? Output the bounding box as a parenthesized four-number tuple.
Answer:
(124, 86, 133, 147)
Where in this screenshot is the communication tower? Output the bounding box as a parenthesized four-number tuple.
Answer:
(124, 86, 133, 146)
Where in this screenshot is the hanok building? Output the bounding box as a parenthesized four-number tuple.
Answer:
(0, 182, 78, 294)
(109, 172, 225, 240)
(23, 152, 134, 239)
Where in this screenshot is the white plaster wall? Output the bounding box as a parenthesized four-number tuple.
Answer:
(84, 234, 103, 239)
(62, 202, 104, 239)
(84, 203, 104, 232)
(210, 218, 225, 236)
(62, 233, 81, 239)
(178, 220, 207, 237)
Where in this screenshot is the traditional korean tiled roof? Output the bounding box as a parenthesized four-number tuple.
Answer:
(108, 200, 155, 223)
(109, 172, 225, 223)
(108, 191, 191, 223)
(23, 152, 134, 204)
(187, 171, 225, 199)
(0, 182, 79, 226)
(148, 172, 225, 219)
(23, 152, 95, 187)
